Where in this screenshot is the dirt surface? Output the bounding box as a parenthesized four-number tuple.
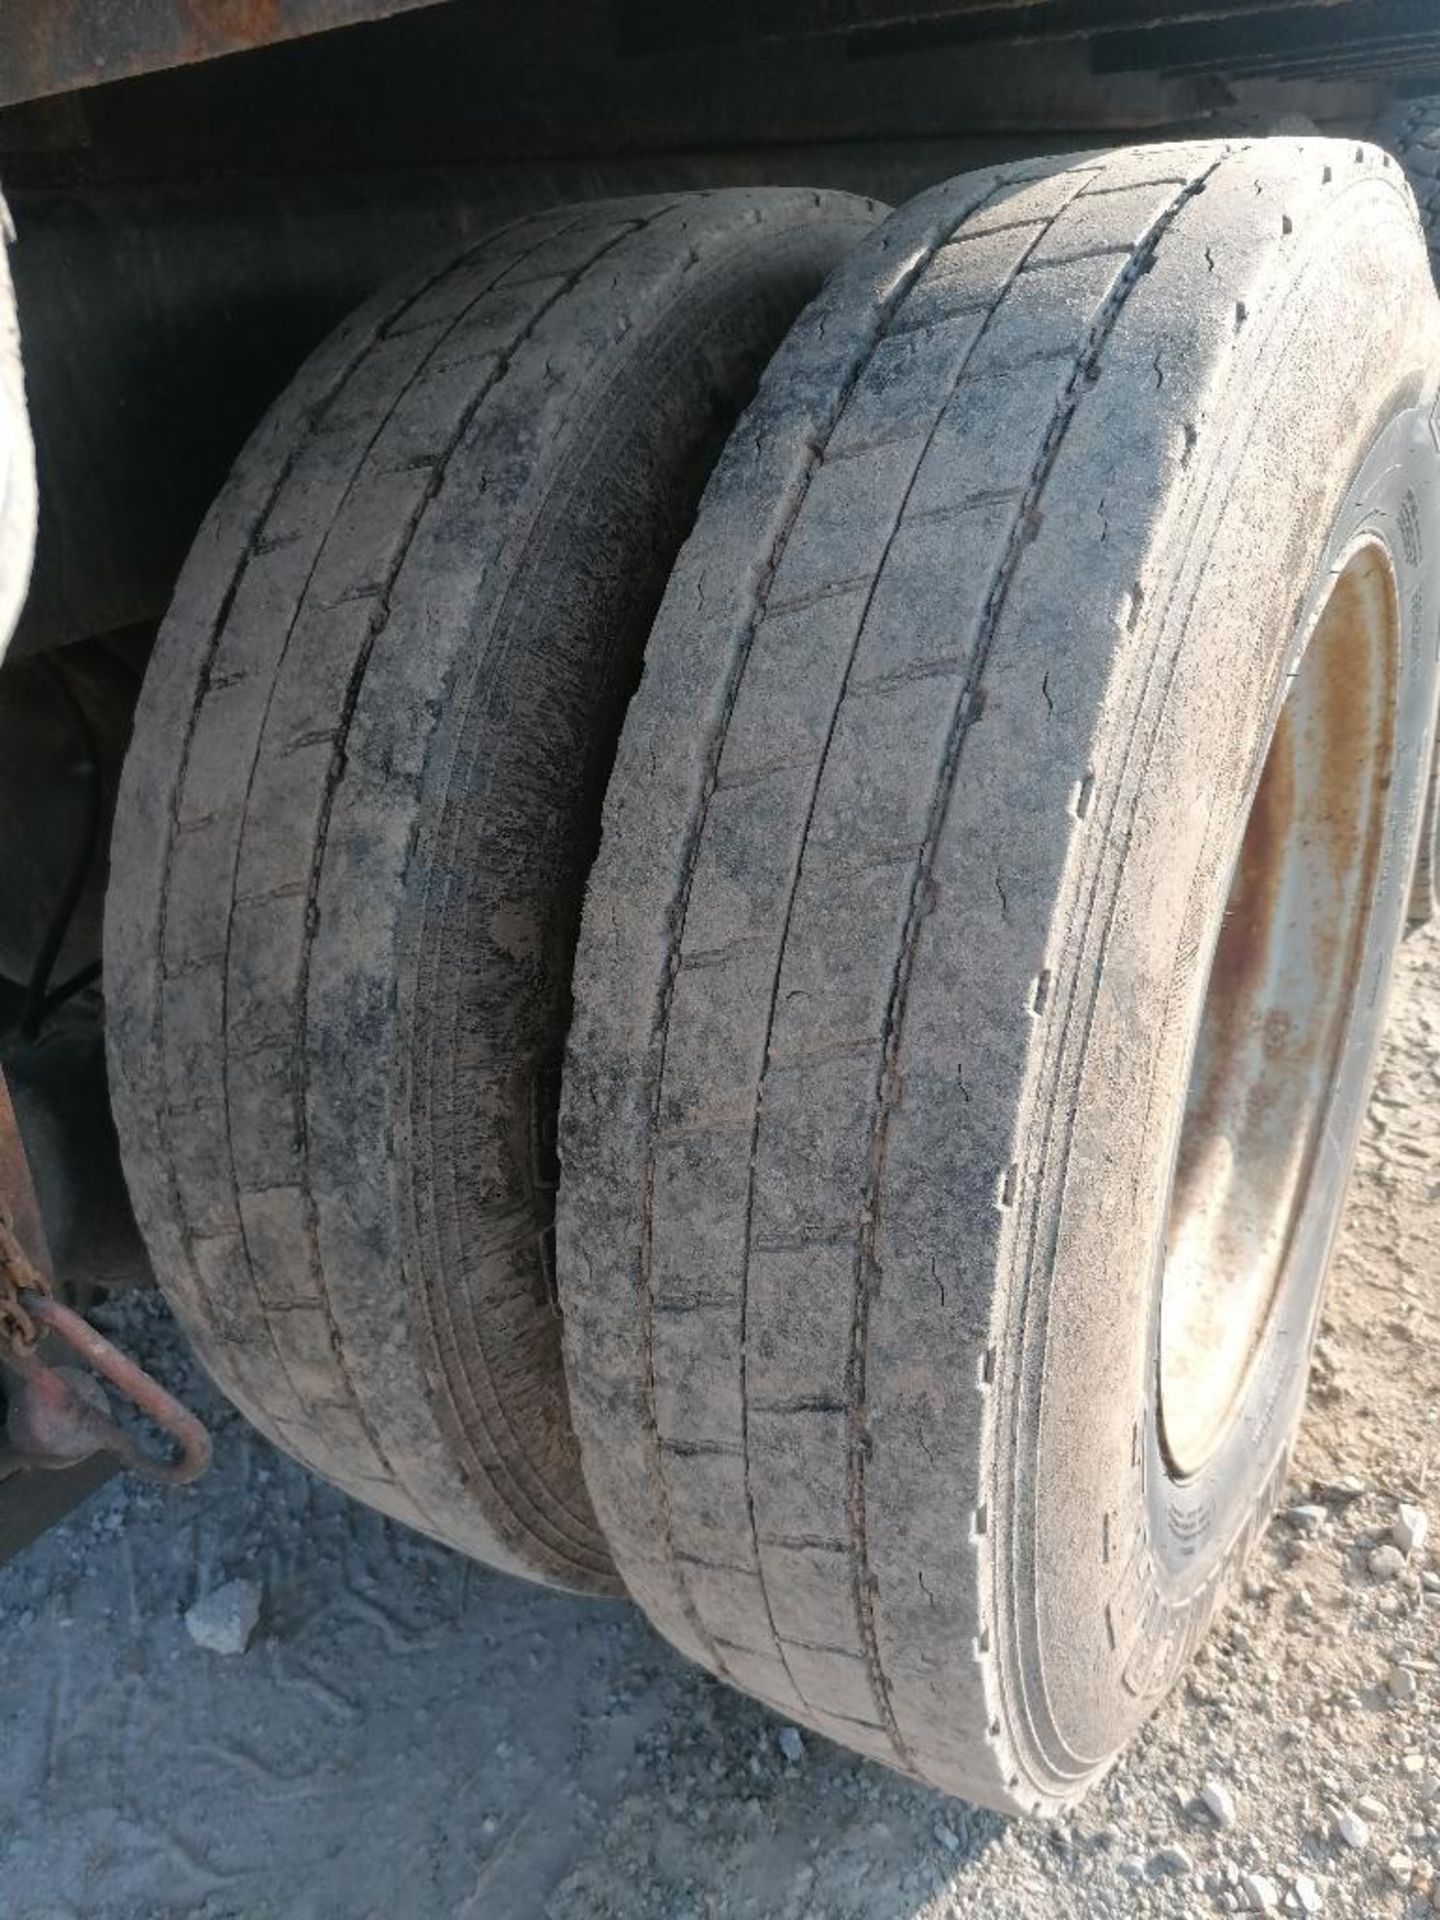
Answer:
(3, 922, 1439, 1920)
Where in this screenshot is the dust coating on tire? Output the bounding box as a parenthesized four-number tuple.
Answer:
(105, 189, 883, 1593)
(1376, 94, 1440, 928)
(558, 140, 1440, 1802)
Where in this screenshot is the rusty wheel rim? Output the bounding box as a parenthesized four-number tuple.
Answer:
(1158, 539, 1400, 1478)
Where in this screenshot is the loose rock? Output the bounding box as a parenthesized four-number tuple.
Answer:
(1335, 1808, 1370, 1850)
(1202, 1779, 1239, 1829)
(776, 1726, 804, 1764)
(1370, 1544, 1407, 1580)
(1389, 1664, 1418, 1702)
(1395, 1504, 1430, 1557)
(1150, 1844, 1195, 1877)
(184, 1577, 262, 1656)
(1286, 1505, 1329, 1533)
(1240, 1870, 1279, 1911)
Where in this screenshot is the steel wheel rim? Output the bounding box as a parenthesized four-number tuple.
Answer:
(1159, 539, 1400, 1478)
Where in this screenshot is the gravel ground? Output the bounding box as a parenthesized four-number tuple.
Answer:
(3, 921, 1439, 1920)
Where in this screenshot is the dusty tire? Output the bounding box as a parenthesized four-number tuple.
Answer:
(1376, 96, 1440, 926)
(559, 141, 1440, 1801)
(105, 189, 882, 1592)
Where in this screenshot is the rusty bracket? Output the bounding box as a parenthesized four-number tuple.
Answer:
(3, 1293, 211, 1483)
(0, 1064, 211, 1485)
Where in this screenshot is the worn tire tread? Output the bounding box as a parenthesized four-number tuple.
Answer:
(560, 140, 1433, 1799)
(108, 189, 881, 1590)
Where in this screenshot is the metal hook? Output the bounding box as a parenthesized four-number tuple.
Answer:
(4, 1292, 211, 1485)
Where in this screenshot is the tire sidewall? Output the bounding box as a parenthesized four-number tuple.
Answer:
(998, 210, 1440, 1798)
(1142, 408, 1439, 1599)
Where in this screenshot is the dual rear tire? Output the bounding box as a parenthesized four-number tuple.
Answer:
(108, 144, 1440, 1807)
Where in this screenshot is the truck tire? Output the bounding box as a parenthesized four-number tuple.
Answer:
(559, 140, 1440, 1802)
(1375, 95, 1440, 926)
(105, 189, 882, 1592)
